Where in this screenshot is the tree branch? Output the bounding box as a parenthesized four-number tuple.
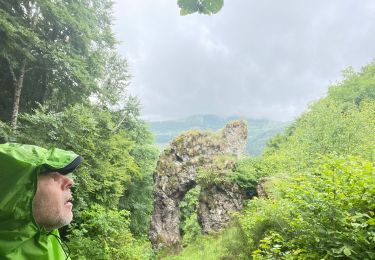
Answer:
(112, 112, 128, 133)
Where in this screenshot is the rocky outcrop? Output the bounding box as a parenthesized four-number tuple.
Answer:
(149, 120, 247, 248)
(198, 183, 244, 233)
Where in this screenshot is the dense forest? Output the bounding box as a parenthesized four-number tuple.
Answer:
(0, 1, 374, 259)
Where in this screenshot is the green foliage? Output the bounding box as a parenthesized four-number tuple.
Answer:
(2, 2, 374, 259)
(1, 1, 158, 258)
(119, 140, 158, 237)
(12, 103, 156, 258)
(262, 100, 375, 176)
(196, 155, 237, 187)
(181, 63, 375, 259)
(196, 167, 228, 187)
(67, 204, 133, 259)
(94, 50, 132, 107)
(0, 0, 125, 125)
(161, 225, 249, 260)
(237, 156, 375, 259)
(228, 63, 375, 259)
(179, 186, 201, 245)
(177, 0, 223, 16)
(119, 97, 159, 237)
(17, 105, 139, 209)
(228, 157, 274, 197)
(329, 64, 375, 106)
(263, 63, 375, 169)
(196, 155, 272, 198)
(0, 120, 14, 143)
(68, 204, 154, 260)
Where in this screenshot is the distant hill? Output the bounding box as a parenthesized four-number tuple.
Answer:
(147, 115, 289, 156)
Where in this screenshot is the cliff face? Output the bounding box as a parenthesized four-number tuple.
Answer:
(149, 120, 247, 248)
(198, 182, 244, 234)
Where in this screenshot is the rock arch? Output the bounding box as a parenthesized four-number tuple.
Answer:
(149, 120, 247, 248)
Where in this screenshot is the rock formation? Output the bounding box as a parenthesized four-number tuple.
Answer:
(149, 120, 247, 248)
(198, 182, 244, 234)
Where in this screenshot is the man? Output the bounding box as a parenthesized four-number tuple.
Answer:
(33, 171, 75, 232)
(0, 143, 83, 259)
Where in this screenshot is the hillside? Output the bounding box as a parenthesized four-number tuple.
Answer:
(148, 115, 288, 156)
(162, 63, 375, 259)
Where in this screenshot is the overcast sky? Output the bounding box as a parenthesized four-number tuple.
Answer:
(113, 0, 375, 122)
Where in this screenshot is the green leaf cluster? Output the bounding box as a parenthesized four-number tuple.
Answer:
(179, 186, 201, 246)
(228, 157, 275, 198)
(177, 0, 224, 16)
(238, 156, 375, 259)
(196, 155, 237, 187)
(67, 204, 154, 260)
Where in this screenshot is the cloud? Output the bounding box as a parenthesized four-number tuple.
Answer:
(113, 0, 375, 121)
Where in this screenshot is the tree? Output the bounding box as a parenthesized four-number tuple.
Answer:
(118, 97, 159, 237)
(0, 0, 115, 129)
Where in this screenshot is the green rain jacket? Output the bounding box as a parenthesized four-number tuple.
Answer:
(0, 143, 83, 260)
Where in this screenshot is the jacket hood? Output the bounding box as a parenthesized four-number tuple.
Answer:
(0, 143, 82, 259)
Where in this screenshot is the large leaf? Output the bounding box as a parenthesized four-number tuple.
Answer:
(201, 0, 224, 15)
(178, 0, 199, 15)
(178, 0, 224, 16)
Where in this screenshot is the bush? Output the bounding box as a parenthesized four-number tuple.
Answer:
(67, 204, 154, 260)
(161, 225, 249, 260)
(237, 156, 375, 259)
(228, 157, 274, 197)
(0, 120, 14, 143)
(197, 156, 272, 198)
(179, 186, 201, 246)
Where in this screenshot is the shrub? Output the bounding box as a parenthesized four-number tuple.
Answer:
(237, 156, 375, 259)
(67, 204, 154, 259)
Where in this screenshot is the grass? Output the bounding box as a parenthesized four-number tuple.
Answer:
(159, 225, 250, 260)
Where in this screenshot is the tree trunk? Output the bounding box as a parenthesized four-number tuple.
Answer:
(10, 59, 27, 130)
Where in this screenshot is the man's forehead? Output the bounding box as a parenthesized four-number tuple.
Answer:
(39, 171, 75, 182)
(65, 172, 74, 178)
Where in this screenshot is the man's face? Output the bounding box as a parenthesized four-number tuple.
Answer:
(32, 172, 74, 231)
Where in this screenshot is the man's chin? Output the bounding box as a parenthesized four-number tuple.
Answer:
(55, 211, 73, 229)
(42, 215, 73, 231)
(64, 212, 73, 225)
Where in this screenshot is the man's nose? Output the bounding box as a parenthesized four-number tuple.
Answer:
(62, 175, 74, 190)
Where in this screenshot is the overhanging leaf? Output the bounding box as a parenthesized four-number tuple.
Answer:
(178, 0, 199, 15)
(201, 0, 224, 15)
(178, 0, 224, 16)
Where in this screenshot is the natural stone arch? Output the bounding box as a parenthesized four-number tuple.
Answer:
(149, 120, 247, 248)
